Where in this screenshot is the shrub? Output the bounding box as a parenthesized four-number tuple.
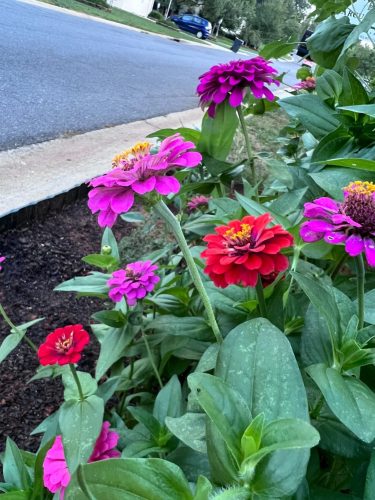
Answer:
(148, 9, 164, 21)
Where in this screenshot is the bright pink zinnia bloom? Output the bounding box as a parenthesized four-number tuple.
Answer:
(187, 195, 211, 212)
(88, 134, 202, 227)
(107, 260, 160, 305)
(43, 422, 120, 499)
(0, 256, 5, 271)
(300, 181, 375, 266)
(197, 57, 280, 117)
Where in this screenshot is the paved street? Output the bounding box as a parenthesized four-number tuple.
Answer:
(0, 0, 300, 151)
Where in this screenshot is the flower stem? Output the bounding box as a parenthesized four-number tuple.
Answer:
(329, 252, 348, 280)
(237, 106, 258, 201)
(310, 394, 324, 420)
(142, 331, 163, 389)
(355, 254, 365, 330)
(255, 276, 267, 318)
(154, 200, 223, 344)
(0, 303, 38, 352)
(69, 363, 85, 401)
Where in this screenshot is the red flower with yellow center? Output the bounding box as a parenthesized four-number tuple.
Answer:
(201, 213, 293, 288)
(38, 324, 90, 366)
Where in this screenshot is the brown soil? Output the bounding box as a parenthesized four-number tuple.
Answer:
(0, 199, 130, 453)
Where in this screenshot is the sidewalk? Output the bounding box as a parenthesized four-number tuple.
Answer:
(0, 108, 204, 218)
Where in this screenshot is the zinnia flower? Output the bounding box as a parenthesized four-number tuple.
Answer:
(300, 181, 375, 266)
(0, 256, 5, 271)
(88, 134, 202, 227)
(197, 57, 280, 118)
(107, 260, 160, 305)
(187, 195, 211, 212)
(38, 324, 89, 366)
(293, 76, 316, 91)
(201, 213, 293, 288)
(43, 422, 120, 499)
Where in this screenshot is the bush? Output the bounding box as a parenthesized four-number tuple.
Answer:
(77, 0, 109, 8)
(148, 10, 164, 21)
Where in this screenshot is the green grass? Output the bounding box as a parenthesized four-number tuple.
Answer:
(41, 0, 208, 43)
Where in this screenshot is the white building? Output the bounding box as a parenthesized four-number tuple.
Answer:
(110, 0, 154, 17)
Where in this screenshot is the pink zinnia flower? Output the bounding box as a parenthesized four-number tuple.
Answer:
(107, 260, 160, 305)
(187, 195, 211, 212)
(0, 256, 5, 271)
(293, 77, 316, 91)
(197, 57, 280, 118)
(300, 181, 375, 266)
(88, 134, 202, 227)
(43, 422, 120, 499)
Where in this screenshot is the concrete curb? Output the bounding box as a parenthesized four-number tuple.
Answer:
(0, 107, 204, 225)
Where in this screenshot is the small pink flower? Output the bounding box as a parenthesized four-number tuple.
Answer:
(107, 260, 160, 306)
(187, 195, 211, 212)
(88, 134, 201, 227)
(0, 256, 5, 271)
(300, 181, 375, 266)
(197, 57, 280, 117)
(43, 422, 120, 499)
(293, 77, 316, 91)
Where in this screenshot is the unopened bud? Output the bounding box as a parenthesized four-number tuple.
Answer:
(101, 245, 112, 255)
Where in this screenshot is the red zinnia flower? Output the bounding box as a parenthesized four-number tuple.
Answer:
(201, 214, 293, 288)
(38, 324, 90, 366)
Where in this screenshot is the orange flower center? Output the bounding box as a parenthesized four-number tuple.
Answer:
(112, 141, 151, 169)
(55, 332, 74, 353)
(344, 181, 375, 196)
(224, 223, 253, 245)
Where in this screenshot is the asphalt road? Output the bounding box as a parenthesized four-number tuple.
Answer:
(0, 0, 300, 151)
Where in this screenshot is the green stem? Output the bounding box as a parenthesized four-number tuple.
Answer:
(255, 276, 267, 318)
(142, 331, 163, 389)
(154, 200, 223, 344)
(310, 394, 325, 420)
(237, 106, 258, 201)
(329, 252, 348, 280)
(69, 363, 85, 401)
(0, 303, 38, 352)
(355, 254, 365, 330)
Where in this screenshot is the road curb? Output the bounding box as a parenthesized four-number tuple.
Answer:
(0, 107, 204, 230)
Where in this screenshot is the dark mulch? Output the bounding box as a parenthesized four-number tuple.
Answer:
(0, 198, 130, 453)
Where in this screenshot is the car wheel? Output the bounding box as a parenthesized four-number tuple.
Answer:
(196, 31, 203, 39)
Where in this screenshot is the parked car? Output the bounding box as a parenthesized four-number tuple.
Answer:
(170, 14, 212, 39)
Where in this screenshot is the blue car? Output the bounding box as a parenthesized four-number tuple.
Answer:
(170, 14, 212, 39)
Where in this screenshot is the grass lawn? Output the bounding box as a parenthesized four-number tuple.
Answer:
(40, 0, 208, 43)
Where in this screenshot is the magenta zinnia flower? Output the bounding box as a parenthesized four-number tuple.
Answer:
(197, 57, 280, 117)
(43, 422, 120, 499)
(0, 256, 5, 271)
(88, 134, 202, 227)
(107, 260, 160, 305)
(300, 181, 375, 266)
(187, 195, 211, 212)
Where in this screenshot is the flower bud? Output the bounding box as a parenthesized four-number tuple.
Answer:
(101, 245, 112, 255)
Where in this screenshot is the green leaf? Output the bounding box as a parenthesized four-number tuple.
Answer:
(93, 324, 132, 381)
(0, 492, 30, 499)
(316, 70, 343, 102)
(278, 95, 340, 138)
(166, 413, 207, 454)
(59, 395, 104, 473)
(82, 254, 118, 269)
(127, 407, 162, 440)
(65, 458, 194, 499)
(96, 376, 120, 403)
(54, 272, 110, 294)
(365, 451, 375, 500)
(338, 8, 375, 61)
(210, 487, 252, 499)
(307, 16, 354, 68)
(147, 127, 201, 144)
(241, 413, 265, 459)
(311, 127, 354, 164)
(195, 343, 220, 373)
(310, 167, 375, 199)
(153, 375, 182, 424)
(0, 318, 44, 364)
(92, 309, 126, 328)
(339, 68, 369, 106)
(2, 438, 31, 490)
(309, 0, 351, 21)
(259, 39, 298, 59)
(188, 373, 251, 466)
(235, 192, 290, 228)
(62, 371, 97, 401)
(120, 212, 145, 223)
(147, 316, 213, 341)
(337, 104, 375, 118)
(198, 101, 239, 161)
(101, 227, 120, 261)
(193, 475, 213, 500)
(31, 438, 54, 500)
(306, 364, 375, 443)
(213, 318, 310, 496)
(269, 188, 307, 217)
(323, 158, 375, 171)
(363, 290, 375, 325)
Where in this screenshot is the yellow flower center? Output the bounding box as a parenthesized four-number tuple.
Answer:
(55, 332, 74, 353)
(112, 141, 151, 168)
(344, 181, 375, 196)
(225, 223, 253, 244)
